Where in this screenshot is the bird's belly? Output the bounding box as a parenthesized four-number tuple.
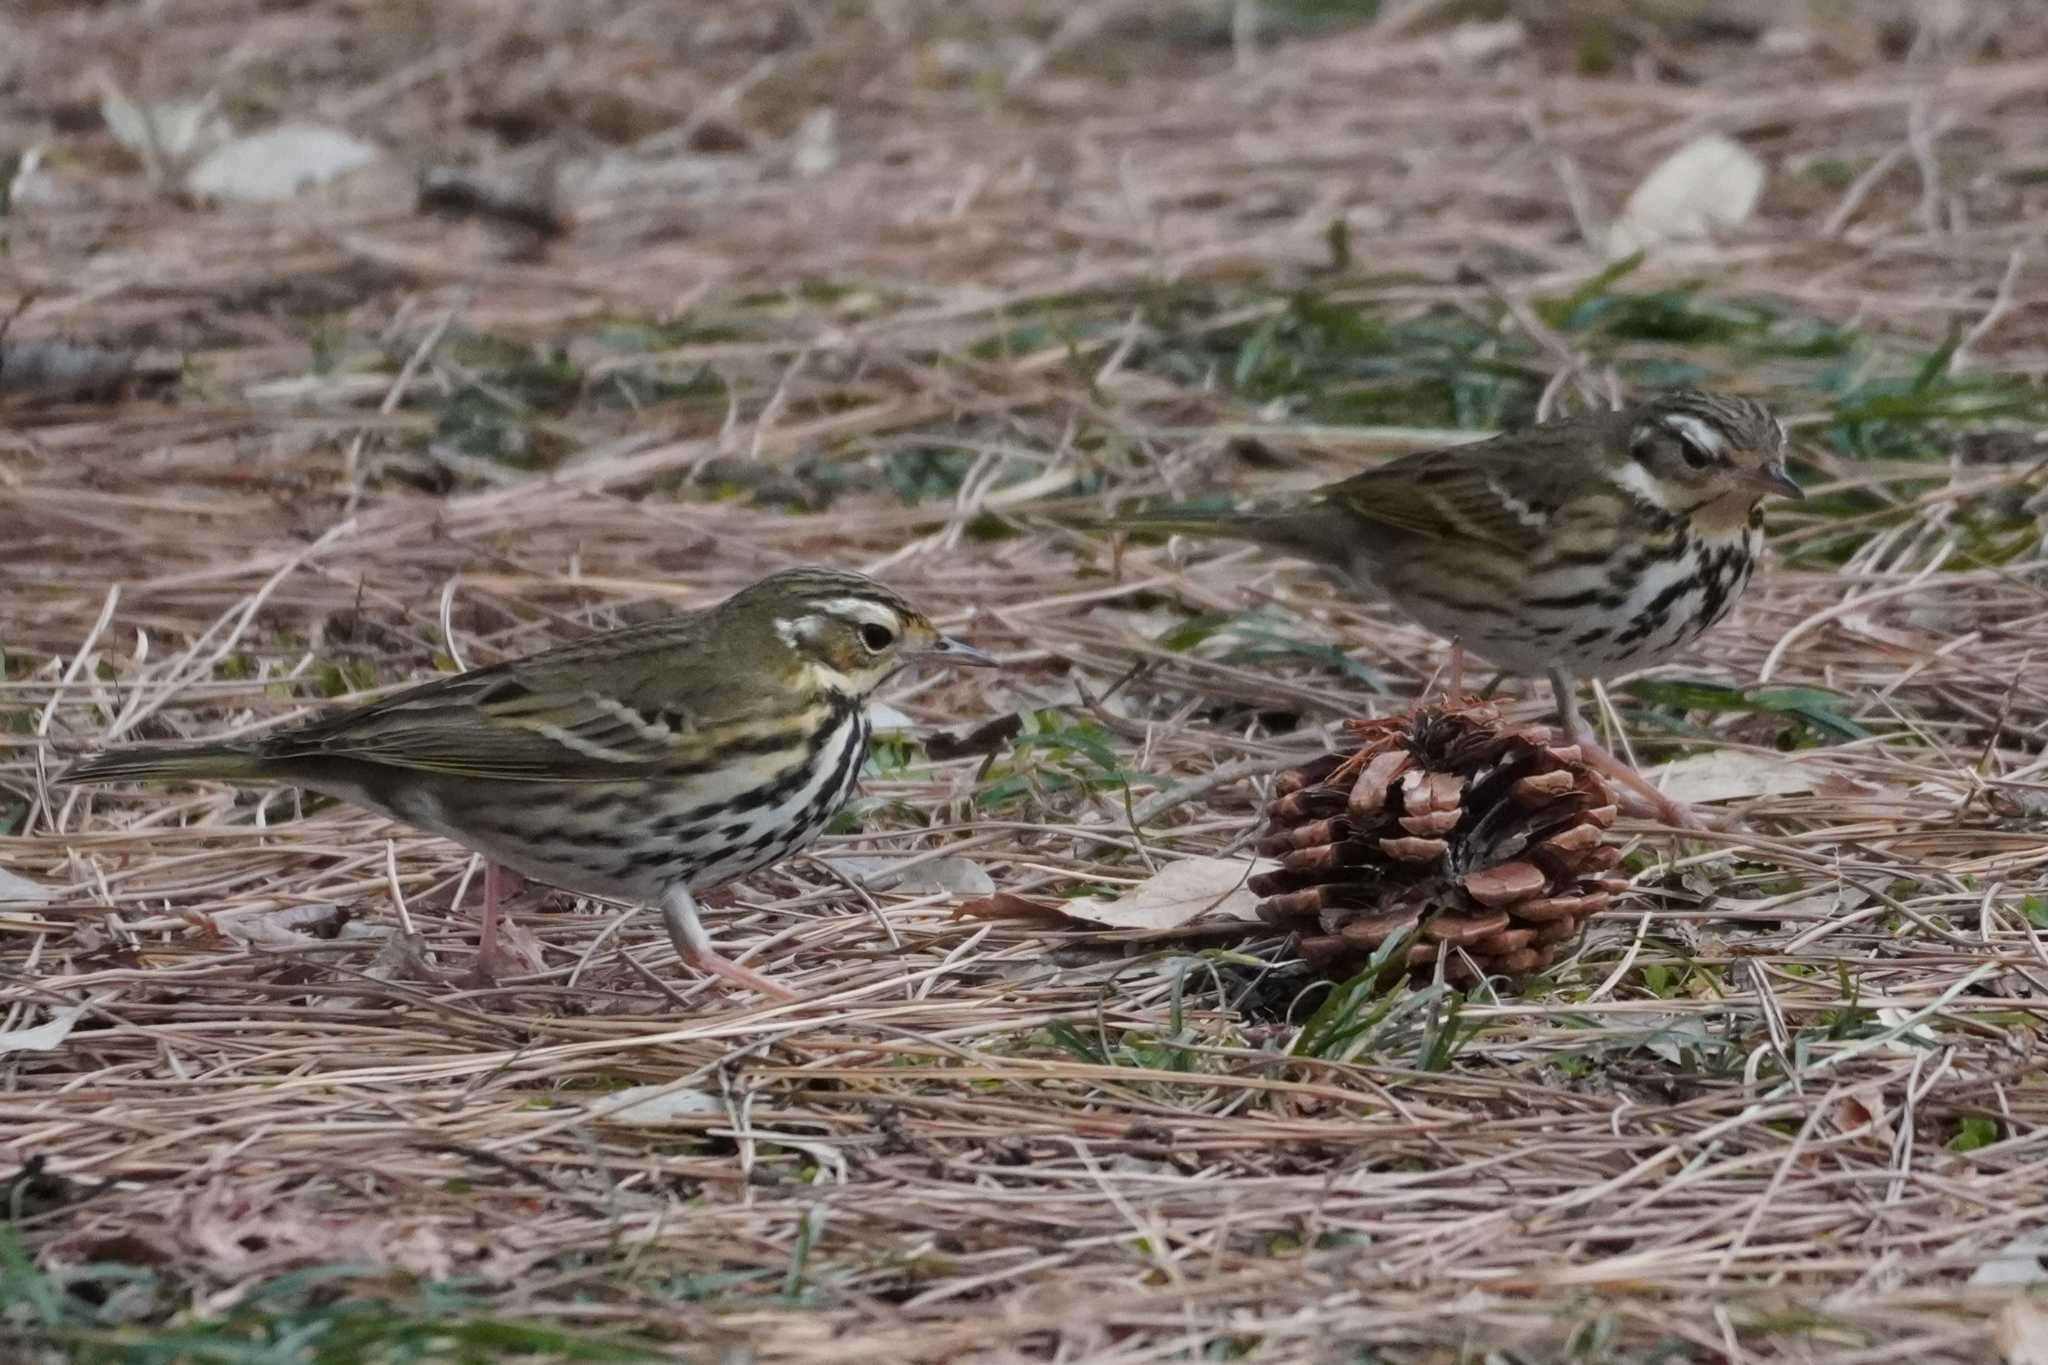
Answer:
(1388, 529, 1757, 680)
(363, 712, 875, 905)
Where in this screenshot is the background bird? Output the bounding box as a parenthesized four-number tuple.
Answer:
(56, 566, 996, 997)
(1097, 390, 1801, 827)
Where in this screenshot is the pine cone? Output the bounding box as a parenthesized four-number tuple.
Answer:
(1250, 700, 1626, 985)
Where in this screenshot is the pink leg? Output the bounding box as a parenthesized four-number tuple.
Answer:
(1447, 641, 1465, 699)
(1545, 667, 1707, 831)
(475, 861, 521, 980)
(661, 886, 798, 1002)
(1571, 731, 1711, 831)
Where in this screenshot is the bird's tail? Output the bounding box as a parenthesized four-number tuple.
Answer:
(56, 742, 275, 787)
(1090, 500, 1356, 567)
(1091, 506, 1268, 538)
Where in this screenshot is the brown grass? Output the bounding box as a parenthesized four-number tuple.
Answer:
(5, 2, 2048, 1360)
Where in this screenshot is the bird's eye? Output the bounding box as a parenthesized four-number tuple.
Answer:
(859, 623, 896, 652)
(1678, 437, 1713, 470)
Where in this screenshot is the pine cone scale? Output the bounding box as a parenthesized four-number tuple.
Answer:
(1253, 700, 1625, 986)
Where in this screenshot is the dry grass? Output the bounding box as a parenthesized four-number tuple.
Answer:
(6, 2, 2048, 1360)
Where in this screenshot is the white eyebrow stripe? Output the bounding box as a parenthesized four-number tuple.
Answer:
(816, 596, 903, 629)
(1662, 413, 1725, 456)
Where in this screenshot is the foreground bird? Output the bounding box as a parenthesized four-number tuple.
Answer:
(1104, 390, 1800, 826)
(58, 567, 995, 997)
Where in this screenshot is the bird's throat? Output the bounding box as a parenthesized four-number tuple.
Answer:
(1691, 491, 1762, 536)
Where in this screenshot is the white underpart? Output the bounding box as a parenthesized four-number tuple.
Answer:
(680, 708, 869, 892)
(1485, 475, 1550, 529)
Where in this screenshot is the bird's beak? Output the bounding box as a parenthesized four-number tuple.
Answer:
(919, 635, 999, 668)
(1742, 463, 1804, 500)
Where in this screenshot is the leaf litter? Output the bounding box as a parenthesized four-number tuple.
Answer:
(3, 4, 2048, 1362)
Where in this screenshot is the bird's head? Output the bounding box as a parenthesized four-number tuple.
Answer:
(1616, 391, 1802, 530)
(730, 567, 995, 698)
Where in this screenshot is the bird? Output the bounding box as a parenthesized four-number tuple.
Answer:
(1098, 390, 1801, 828)
(55, 566, 997, 998)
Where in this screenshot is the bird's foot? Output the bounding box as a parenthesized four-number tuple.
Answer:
(1568, 731, 1716, 832)
(661, 886, 799, 1002)
(465, 862, 544, 986)
(680, 944, 800, 1002)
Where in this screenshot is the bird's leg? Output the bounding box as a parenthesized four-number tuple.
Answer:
(1447, 640, 1465, 699)
(472, 860, 522, 981)
(1546, 669, 1707, 831)
(660, 886, 798, 1001)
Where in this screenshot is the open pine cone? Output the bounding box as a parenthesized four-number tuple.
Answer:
(1249, 700, 1627, 985)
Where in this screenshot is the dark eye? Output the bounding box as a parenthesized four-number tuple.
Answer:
(1679, 438, 1713, 470)
(859, 623, 896, 652)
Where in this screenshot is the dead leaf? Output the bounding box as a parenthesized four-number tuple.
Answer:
(790, 107, 838, 177)
(953, 892, 1069, 926)
(1059, 857, 1275, 931)
(585, 1084, 723, 1123)
(0, 1001, 89, 1056)
(827, 854, 994, 897)
(362, 929, 437, 984)
(1605, 133, 1766, 259)
(866, 703, 919, 732)
(186, 124, 382, 203)
(1998, 1297, 2048, 1364)
(1973, 1231, 2048, 1288)
(175, 1177, 385, 1279)
(99, 85, 230, 168)
(487, 911, 551, 977)
(1646, 750, 1814, 805)
(0, 869, 56, 906)
(220, 903, 346, 948)
(320, 927, 438, 1008)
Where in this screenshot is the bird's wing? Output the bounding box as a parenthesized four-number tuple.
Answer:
(1309, 435, 1581, 555)
(259, 613, 774, 781)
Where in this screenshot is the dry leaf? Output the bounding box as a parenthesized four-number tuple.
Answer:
(100, 87, 230, 167)
(176, 1178, 385, 1278)
(1998, 1297, 2048, 1364)
(585, 1084, 723, 1123)
(828, 854, 994, 897)
(1973, 1231, 2048, 1288)
(1060, 857, 1276, 931)
(866, 703, 919, 732)
(952, 892, 1069, 925)
(220, 903, 345, 948)
(1646, 750, 1814, 805)
(0, 869, 56, 906)
(1605, 133, 1766, 259)
(187, 124, 382, 203)
(790, 107, 838, 177)
(0, 1001, 88, 1056)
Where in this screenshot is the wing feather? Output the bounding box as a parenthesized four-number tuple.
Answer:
(256, 610, 791, 781)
